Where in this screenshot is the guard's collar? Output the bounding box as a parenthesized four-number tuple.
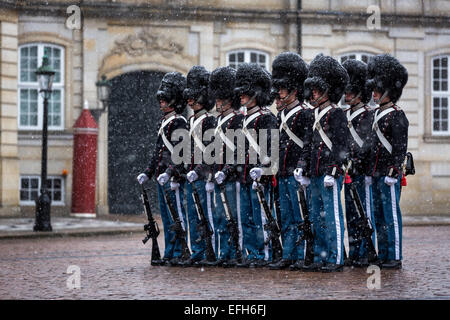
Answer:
(317, 99, 331, 111)
(379, 101, 394, 112)
(350, 102, 365, 113)
(286, 99, 300, 111)
(221, 108, 235, 117)
(163, 110, 176, 120)
(194, 108, 207, 119)
(246, 105, 261, 116)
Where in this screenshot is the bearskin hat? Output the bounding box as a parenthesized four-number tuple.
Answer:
(304, 54, 349, 104)
(272, 52, 309, 102)
(209, 66, 241, 110)
(366, 54, 408, 103)
(342, 59, 371, 104)
(183, 65, 215, 111)
(156, 71, 186, 114)
(235, 63, 272, 107)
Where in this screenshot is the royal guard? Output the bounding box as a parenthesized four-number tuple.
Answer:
(366, 54, 409, 269)
(268, 52, 313, 270)
(342, 59, 377, 267)
(303, 54, 349, 272)
(137, 72, 189, 266)
(236, 63, 278, 268)
(210, 66, 245, 267)
(183, 66, 218, 266)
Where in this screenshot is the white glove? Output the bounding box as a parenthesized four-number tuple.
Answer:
(324, 175, 336, 188)
(294, 168, 303, 183)
(187, 170, 199, 183)
(365, 176, 373, 186)
(170, 181, 180, 191)
(299, 176, 311, 187)
(205, 181, 215, 193)
(215, 171, 226, 185)
(137, 173, 149, 185)
(157, 173, 169, 186)
(384, 176, 398, 186)
(250, 168, 263, 181)
(252, 181, 262, 191)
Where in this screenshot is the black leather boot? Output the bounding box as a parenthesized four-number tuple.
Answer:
(268, 259, 293, 270)
(381, 260, 402, 269)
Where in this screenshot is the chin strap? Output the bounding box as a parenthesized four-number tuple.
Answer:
(347, 92, 362, 106)
(374, 90, 389, 104)
(241, 92, 258, 109)
(310, 88, 329, 107)
(216, 99, 230, 114)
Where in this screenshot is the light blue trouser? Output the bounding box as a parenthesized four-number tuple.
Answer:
(344, 175, 376, 260)
(157, 182, 188, 260)
(278, 176, 311, 261)
(372, 176, 403, 262)
(185, 180, 216, 261)
(310, 176, 345, 265)
(214, 182, 241, 260)
(240, 183, 275, 261)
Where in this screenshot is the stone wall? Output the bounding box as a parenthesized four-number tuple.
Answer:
(0, 9, 20, 216)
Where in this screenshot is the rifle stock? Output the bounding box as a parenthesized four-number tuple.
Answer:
(344, 160, 378, 264)
(296, 186, 315, 266)
(218, 183, 243, 262)
(140, 185, 162, 265)
(255, 182, 283, 262)
(191, 181, 217, 262)
(163, 185, 191, 261)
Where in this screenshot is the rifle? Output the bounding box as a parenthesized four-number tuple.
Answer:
(140, 184, 162, 266)
(162, 181, 191, 262)
(344, 160, 378, 264)
(218, 182, 243, 263)
(190, 176, 217, 263)
(295, 185, 315, 266)
(254, 180, 283, 262)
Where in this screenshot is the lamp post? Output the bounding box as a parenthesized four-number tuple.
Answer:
(92, 75, 111, 121)
(33, 55, 55, 232)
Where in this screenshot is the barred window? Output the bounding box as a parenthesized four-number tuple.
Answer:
(227, 50, 269, 70)
(18, 43, 64, 130)
(20, 176, 64, 205)
(432, 56, 449, 135)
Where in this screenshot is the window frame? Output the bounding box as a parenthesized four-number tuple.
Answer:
(19, 175, 65, 206)
(226, 49, 270, 70)
(431, 55, 450, 136)
(18, 43, 65, 131)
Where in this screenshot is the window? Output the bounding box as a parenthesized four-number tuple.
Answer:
(227, 50, 269, 70)
(18, 43, 64, 130)
(20, 176, 64, 205)
(339, 52, 375, 108)
(340, 52, 373, 64)
(432, 55, 449, 135)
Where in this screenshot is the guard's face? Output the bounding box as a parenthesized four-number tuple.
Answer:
(278, 88, 290, 100)
(311, 89, 323, 102)
(240, 94, 250, 106)
(345, 92, 357, 104)
(188, 98, 203, 111)
(216, 99, 231, 113)
(159, 99, 173, 113)
(372, 90, 382, 102)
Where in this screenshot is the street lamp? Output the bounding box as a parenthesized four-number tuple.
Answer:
(34, 55, 55, 232)
(92, 75, 111, 121)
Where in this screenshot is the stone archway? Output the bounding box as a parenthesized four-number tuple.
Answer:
(107, 70, 165, 214)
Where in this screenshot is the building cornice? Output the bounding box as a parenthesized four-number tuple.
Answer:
(1, 1, 449, 27)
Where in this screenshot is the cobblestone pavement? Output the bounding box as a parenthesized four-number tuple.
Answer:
(0, 226, 449, 300)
